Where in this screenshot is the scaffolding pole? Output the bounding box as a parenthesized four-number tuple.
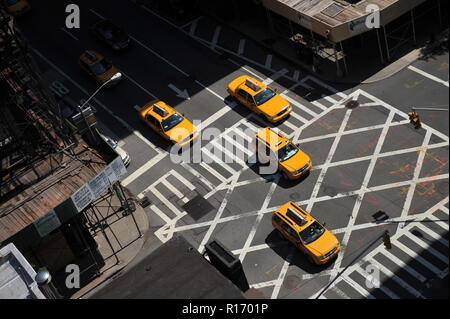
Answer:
(376, 28, 385, 65)
(411, 8, 417, 44)
(383, 25, 391, 62)
(340, 41, 348, 75)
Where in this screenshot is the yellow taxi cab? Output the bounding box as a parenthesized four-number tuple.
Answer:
(5, 0, 31, 17)
(255, 127, 312, 180)
(227, 75, 291, 123)
(272, 202, 341, 265)
(139, 100, 198, 147)
(79, 50, 122, 87)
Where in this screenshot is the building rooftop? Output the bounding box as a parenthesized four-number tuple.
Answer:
(89, 235, 246, 299)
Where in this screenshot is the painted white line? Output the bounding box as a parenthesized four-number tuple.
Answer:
(354, 266, 398, 299)
(170, 170, 196, 191)
(332, 111, 395, 276)
(398, 130, 432, 230)
(281, 94, 319, 117)
(211, 26, 221, 49)
(414, 223, 449, 246)
(161, 178, 187, 203)
(32, 48, 164, 160)
(329, 285, 351, 299)
(133, 105, 141, 112)
(180, 162, 215, 191)
(211, 140, 247, 167)
(371, 259, 423, 298)
(408, 65, 449, 87)
(265, 55, 272, 69)
(239, 177, 279, 262)
(122, 72, 158, 99)
(151, 205, 173, 224)
(238, 39, 246, 56)
(187, 18, 200, 35)
(199, 162, 227, 184)
(202, 147, 237, 176)
(144, 185, 184, 217)
(198, 174, 240, 253)
(322, 95, 339, 105)
(311, 101, 328, 111)
(222, 133, 253, 157)
(378, 250, 427, 283)
(271, 254, 292, 299)
(60, 28, 79, 41)
(341, 276, 376, 299)
(403, 231, 448, 263)
(283, 119, 298, 132)
(263, 68, 288, 85)
(122, 152, 166, 186)
(251, 280, 277, 289)
(289, 111, 309, 124)
(394, 241, 443, 275)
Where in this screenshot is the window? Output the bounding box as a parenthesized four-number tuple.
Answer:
(254, 88, 276, 106)
(161, 113, 184, 132)
(280, 222, 299, 241)
(299, 221, 325, 245)
(278, 142, 299, 162)
(237, 89, 249, 100)
(90, 58, 112, 75)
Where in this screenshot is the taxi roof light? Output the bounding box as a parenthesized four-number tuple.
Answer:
(153, 104, 169, 117)
(286, 207, 308, 226)
(245, 78, 262, 92)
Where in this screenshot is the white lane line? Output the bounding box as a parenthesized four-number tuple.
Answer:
(211, 26, 221, 49)
(60, 28, 79, 41)
(378, 250, 427, 283)
(394, 241, 443, 275)
(130, 35, 190, 77)
(239, 177, 279, 262)
(289, 111, 309, 124)
(238, 39, 246, 55)
(271, 253, 292, 299)
(202, 147, 237, 176)
(251, 280, 278, 289)
(398, 130, 432, 230)
(200, 102, 237, 129)
(198, 174, 240, 253)
(283, 120, 298, 132)
(31, 48, 164, 158)
(306, 108, 353, 213)
(413, 222, 449, 247)
(151, 205, 172, 224)
(311, 101, 328, 111)
(341, 276, 375, 299)
(403, 231, 448, 263)
(354, 266, 398, 299)
(211, 140, 247, 167)
(222, 134, 253, 157)
(199, 162, 227, 184)
(322, 95, 339, 105)
(408, 65, 449, 87)
(186, 17, 200, 33)
(263, 68, 288, 85)
(144, 185, 184, 217)
(122, 152, 166, 186)
(329, 285, 351, 299)
(332, 111, 395, 276)
(281, 94, 319, 117)
(371, 259, 423, 298)
(161, 178, 188, 204)
(122, 72, 158, 99)
(170, 170, 196, 191)
(180, 162, 215, 191)
(265, 55, 272, 69)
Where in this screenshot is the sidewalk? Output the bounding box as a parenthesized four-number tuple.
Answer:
(70, 187, 150, 299)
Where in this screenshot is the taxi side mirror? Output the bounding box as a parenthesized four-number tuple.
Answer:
(274, 88, 278, 93)
(322, 222, 326, 227)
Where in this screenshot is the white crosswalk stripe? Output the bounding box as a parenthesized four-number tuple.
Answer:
(378, 249, 427, 283)
(394, 241, 443, 275)
(403, 232, 448, 263)
(413, 223, 449, 247)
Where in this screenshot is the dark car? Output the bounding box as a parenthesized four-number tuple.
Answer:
(90, 19, 131, 51)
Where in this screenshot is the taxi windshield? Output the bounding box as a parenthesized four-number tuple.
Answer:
(162, 113, 184, 131)
(91, 58, 112, 75)
(278, 142, 299, 162)
(300, 221, 325, 245)
(254, 88, 276, 106)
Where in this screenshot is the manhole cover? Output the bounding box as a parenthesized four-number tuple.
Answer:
(182, 194, 215, 221)
(283, 275, 301, 290)
(289, 192, 301, 200)
(346, 100, 360, 109)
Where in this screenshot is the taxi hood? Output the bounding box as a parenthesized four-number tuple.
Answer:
(258, 94, 289, 117)
(305, 231, 338, 256)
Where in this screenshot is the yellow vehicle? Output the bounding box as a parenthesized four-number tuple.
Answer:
(139, 100, 198, 147)
(272, 202, 341, 265)
(4, 0, 31, 17)
(227, 75, 291, 123)
(79, 50, 122, 87)
(255, 127, 312, 180)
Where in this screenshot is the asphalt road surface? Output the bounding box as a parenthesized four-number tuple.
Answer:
(16, 0, 449, 299)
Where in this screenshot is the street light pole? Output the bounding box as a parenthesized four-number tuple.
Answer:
(77, 72, 122, 145)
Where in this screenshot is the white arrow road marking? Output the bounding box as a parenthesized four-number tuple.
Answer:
(168, 84, 190, 100)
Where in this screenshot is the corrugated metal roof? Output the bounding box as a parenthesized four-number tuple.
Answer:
(0, 144, 108, 242)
